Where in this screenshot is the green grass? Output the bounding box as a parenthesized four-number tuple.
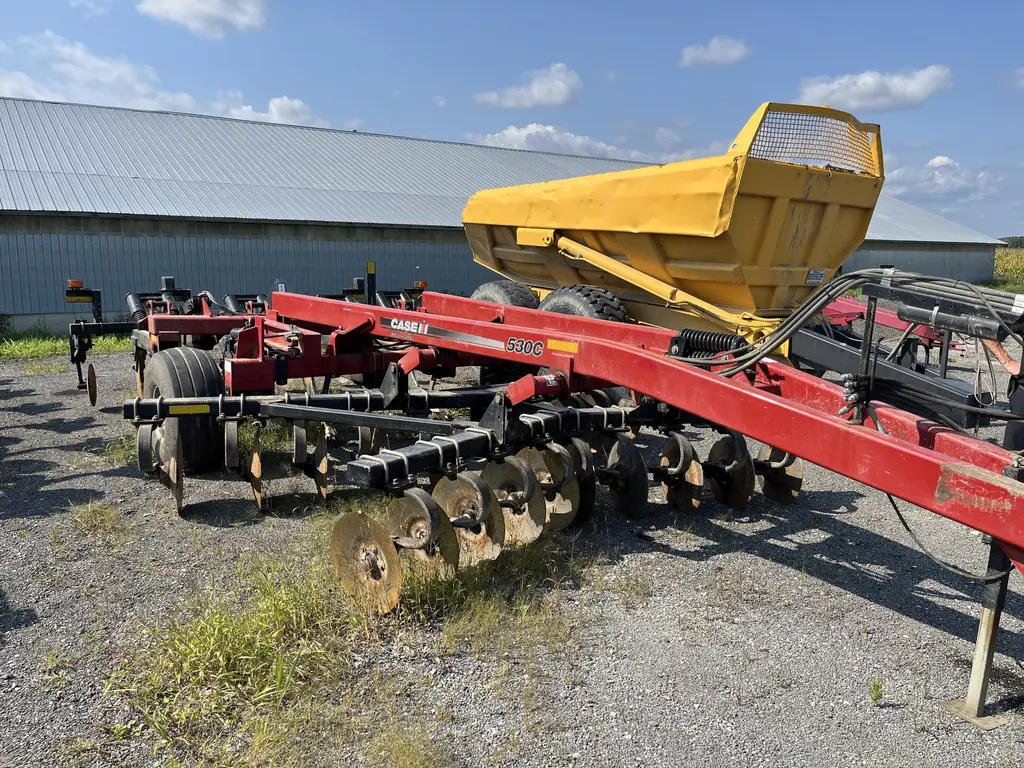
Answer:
(982, 247, 1024, 293)
(0, 331, 130, 360)
(69, 500, 129, 539)
(868, 674, 885, 705)
(107, 503, 587, 766)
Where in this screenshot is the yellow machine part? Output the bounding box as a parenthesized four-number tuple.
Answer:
(462, 102, 884, 341)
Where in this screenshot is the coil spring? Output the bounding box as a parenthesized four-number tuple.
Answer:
(673, 329, 745, 354)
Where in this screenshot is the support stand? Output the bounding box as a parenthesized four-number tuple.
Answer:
(938, 537, 1012, 730)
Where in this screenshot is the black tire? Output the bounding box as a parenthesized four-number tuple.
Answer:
(537, 285, 627, 323)
(539, 285, 631, 405)
(471, 280, 540, 309)
(143, 347, 225, 473)
(471, 280, 540, 386)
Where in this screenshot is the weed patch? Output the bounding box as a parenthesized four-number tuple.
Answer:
(22, 360, 68, 375)
(69, 500, 129, 540)
(109, 504, 586, 766)
(0, 331, 129, 360)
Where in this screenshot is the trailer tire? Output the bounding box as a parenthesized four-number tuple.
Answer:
(471, 281, 540, 386)
(538, 285, 631, 405)
(537, 285, 628, 324)
(470, 280, 540, 310)
(143, 347, 225, 473)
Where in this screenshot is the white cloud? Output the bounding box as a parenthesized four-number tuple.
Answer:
(0, 33, 334, 128)
(71, 0, 114, 15)
(0, 31, 198, 111)
(338, 117, 361, 131)
(797, 65, 953, 112)
(136, 0, 266, 38)
(473, 63, 582, 109)
(680, 36, 749, 67)
(1014, 67, 1024, 89)
(469, 124, 648, 160)
(219, 94, 330, 128)
(433, 95, 447, 108)
(887, 155, 999, 203)
(467, 124, 724, 164)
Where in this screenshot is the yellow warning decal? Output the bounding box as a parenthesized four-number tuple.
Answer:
(168, 404, 212, 415)
(65, 296, 93, 303)
(547, 339, 579, 353)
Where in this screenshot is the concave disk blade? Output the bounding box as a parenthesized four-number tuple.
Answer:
(292, 421, 307, 466)
(515, 446, 578, 531)
(565, 437, 597, 526)
(387, 488, 458, 580)
(480, 457, 545, 546)
(660, 432, 703, 512)
(432, 473, 504, 566)
(707, 434, 756, 511)
(249, 428, 263, 511)
(331, 513, 403, 615)
(756, 445, 804, 505)
(86, 363, 98, 407)
(314, 428, 329, 501)
(605, 433, 650, 518)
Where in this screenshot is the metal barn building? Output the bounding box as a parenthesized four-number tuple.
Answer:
(0, 97, 1003, 331)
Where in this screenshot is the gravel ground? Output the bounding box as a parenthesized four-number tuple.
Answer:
(1, 343, 1023, 768)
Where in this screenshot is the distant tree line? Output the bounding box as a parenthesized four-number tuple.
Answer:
(1001, 236, 1024, 248)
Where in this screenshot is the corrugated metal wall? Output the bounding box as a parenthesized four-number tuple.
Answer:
(0, 232, 496, 318)
(842, 243, 996, 283)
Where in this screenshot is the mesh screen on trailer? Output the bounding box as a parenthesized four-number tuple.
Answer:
(748, 110, 879, 176)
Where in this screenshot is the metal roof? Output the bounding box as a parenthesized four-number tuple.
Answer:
(0, 97, 1003, 246)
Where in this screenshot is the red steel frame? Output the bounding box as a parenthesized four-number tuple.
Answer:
(196, 289, 1024, 571)
(823, 296, 947, 351)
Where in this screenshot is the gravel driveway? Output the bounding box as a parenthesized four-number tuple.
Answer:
(1, 346, 1022, 767)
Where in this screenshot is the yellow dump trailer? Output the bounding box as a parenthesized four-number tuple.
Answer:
(462, 102, 884, 341)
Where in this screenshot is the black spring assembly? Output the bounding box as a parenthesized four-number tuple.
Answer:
(668, 329, 746, 358)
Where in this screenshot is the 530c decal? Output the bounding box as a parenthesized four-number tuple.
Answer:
(506, 337, 545, 357)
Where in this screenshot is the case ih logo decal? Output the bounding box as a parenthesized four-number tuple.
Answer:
(506, 337, 545, 357)
(387, 317, 429, 335)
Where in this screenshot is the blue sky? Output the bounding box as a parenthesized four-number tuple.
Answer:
(1, 0, 1022, 236)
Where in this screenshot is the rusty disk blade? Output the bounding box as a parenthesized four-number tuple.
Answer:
(660, 432, 703, 513)
(604, 433, 650, 518)
(86, 363, 98, 407)
(314, 428, 329, 501)
(387, 488, 458, 581)
(292, 421, 307, 466)
(515, 446, 579, 531)
(331, 513, 403, 615)
(707, 434, 756, 511)
(565, 437, 597, 526)
(756, 445, 804, 505)
(160, 437, 185, 515)
(223, 420, 240, 472)
(249, 428, 263, 511)
(432, 473, 504, 567)
(480, 457, 546, 546)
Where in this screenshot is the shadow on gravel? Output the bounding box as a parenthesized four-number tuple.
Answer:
(0, 486, 102, 520)
(1, 387, 33, 400)
(3, 401, 69, 418)
(19, 416, 98, 435)
(181, 497, 266, 528)
(0, 591, 37, 647)
(625, 496, 1024, 659)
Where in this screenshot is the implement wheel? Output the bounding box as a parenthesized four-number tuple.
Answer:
(537, 285, 628, 324)
(471, 280, 540, 309)
(471, 280, 541, 386)
(143, 347, 225, 473)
